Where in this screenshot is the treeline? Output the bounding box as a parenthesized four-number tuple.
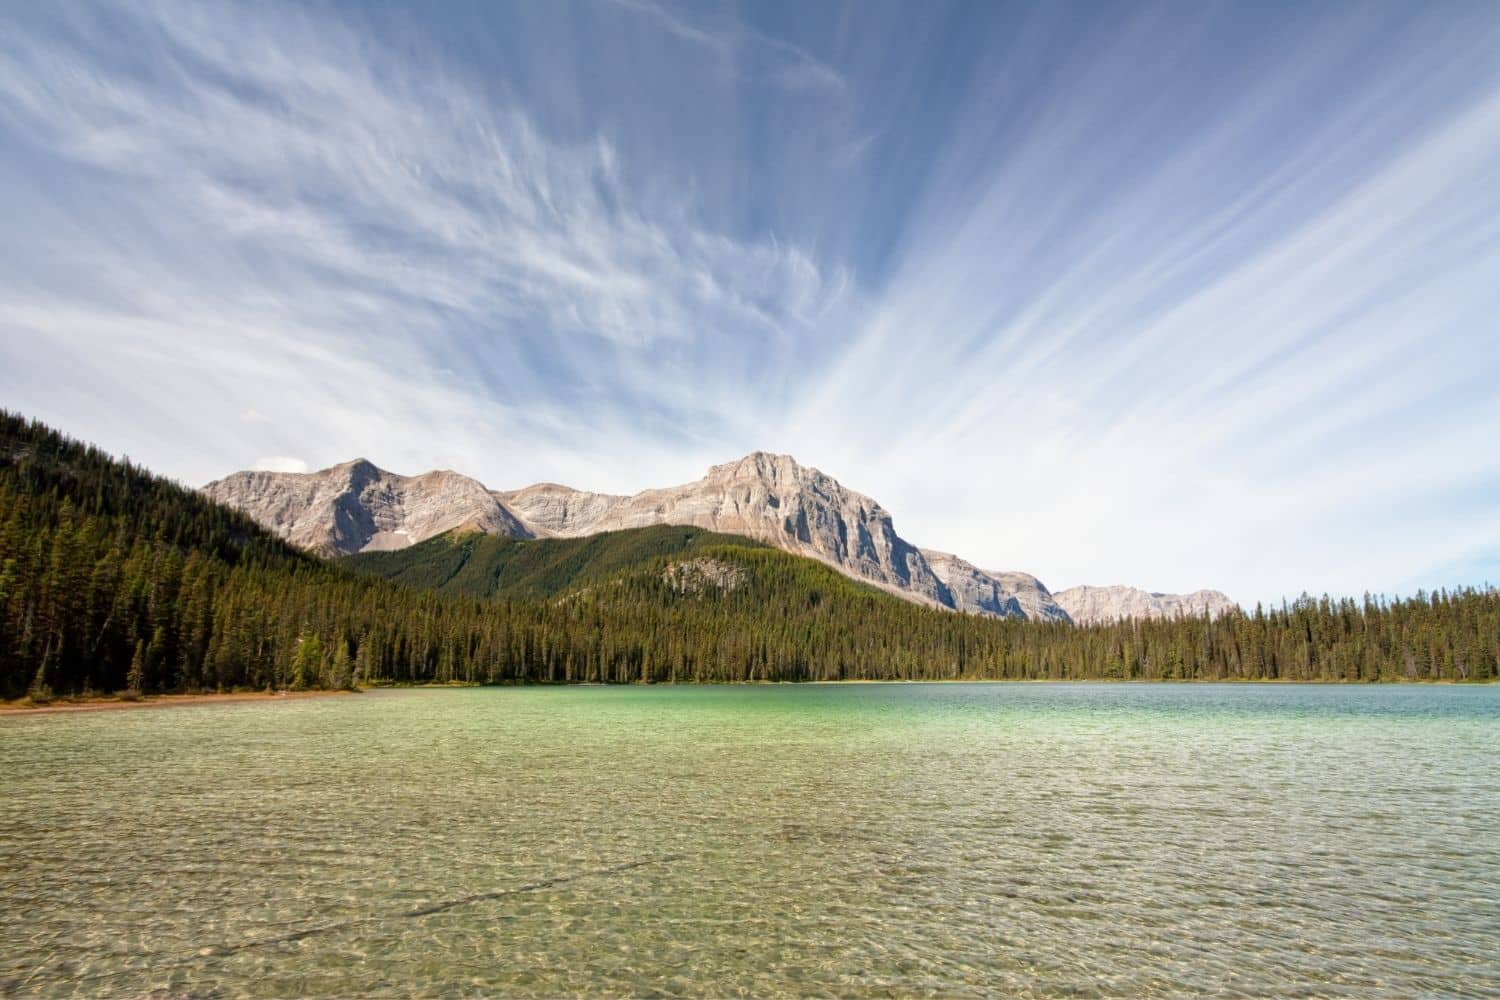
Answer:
(349, 531, 1500, 684)
(2, 411, 1497, 698)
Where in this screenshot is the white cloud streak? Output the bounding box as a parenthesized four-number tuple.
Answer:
(779, 15, 1500, 603)
(1, 1, 1497, 606)
(605, 0, 847, 96)
(0, 0, 850, 490)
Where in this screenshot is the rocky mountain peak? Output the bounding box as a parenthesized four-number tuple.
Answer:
(1052, 585, 1238, 625)
(706, 451, 820, 487)
(203, 448, 1230, 625)
(202, 460, 531, 556)
(921, 550, 1073, 623)
(519, 450, 950, 607)
(331, 456, 378, 479)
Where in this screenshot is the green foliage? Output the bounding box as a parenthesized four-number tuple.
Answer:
(291, 633, 323, 691)
(26, 655, 53, 704)
(2, 409, 1498, 697)
(345, 525, 768, 600)
(329, 633, 354, 690)
(124, 639, 145, 700)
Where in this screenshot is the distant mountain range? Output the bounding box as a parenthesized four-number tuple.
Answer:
(1050, 585, 1241, 626)
(203, 451, 1235, 625)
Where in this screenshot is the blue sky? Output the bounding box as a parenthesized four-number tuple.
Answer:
(2, 1, 1498, 605)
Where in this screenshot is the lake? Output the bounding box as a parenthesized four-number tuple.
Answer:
(2, 683, 1497, 997)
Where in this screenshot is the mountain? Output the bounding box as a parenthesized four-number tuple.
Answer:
(202, 459, 532, 556)
(503, 452, 951, 608)
(1052, 585, 1238, 625)
(210, 451, 979, 613)
(202, 450, 1251, 626)
(920, 550, 1071, 622)
(496, 482, 627, 536)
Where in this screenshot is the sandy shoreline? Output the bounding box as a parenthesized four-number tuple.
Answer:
(0, 689, 357, 716)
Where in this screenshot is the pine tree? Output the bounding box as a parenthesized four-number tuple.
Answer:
(330, 634, 353, 690)
(124, 640, 145, 701)
(353, 634, 375, 688)
(26, 638, 54, 704)
(291, 633, 323, 691)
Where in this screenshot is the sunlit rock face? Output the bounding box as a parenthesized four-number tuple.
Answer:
(922, 550, 1073, 623)
(1052, 585, 1238, 625)
(662, 558, 749, 595)
(206, 450, 1228, 624)
(493, 482, 626, 536)
(202, 460, 532, 555)
(512, 452, 954, 608)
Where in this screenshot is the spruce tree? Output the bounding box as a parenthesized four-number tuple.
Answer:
(124, 640, 145, 701)
(330, 634, 353, 690)
(291, 633, 323, 691)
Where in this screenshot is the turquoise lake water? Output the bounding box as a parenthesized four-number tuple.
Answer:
(1, 683, 1497, 997)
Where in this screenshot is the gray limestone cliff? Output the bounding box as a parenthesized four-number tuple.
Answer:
(507, 453, 953, 608)
(1052, 585, 1237, 625)
(201, 460, 531, 556)
(921, 550, 1072, 623)
(493, 483, 626, 536)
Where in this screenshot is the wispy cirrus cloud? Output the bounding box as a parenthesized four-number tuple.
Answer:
(1, 0, 1497, 605)
(605, 0, 847, 97)
(779, 6, 1500, 602)
(0, 0, 851, 488)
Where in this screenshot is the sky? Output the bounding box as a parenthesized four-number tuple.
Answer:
(2, 0, 1499, 606)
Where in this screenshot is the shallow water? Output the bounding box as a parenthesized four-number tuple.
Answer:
(2, 683, 1498, 998)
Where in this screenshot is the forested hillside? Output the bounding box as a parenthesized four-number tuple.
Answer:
(343, 525, 771, 600)
(2, 411, 1497, 699)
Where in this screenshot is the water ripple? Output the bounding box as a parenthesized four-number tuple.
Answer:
(1, 683, 1497, 998)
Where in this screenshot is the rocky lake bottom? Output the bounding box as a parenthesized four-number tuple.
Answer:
(1, 682, 1497, 997)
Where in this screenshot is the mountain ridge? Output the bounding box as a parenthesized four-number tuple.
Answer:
(920, 549, 1072, 622)
(1053, 585, 1237, 625)
(203, 461, 532, 556)
(506, 451, 953, 609)
(204, 450, 1236, 624)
